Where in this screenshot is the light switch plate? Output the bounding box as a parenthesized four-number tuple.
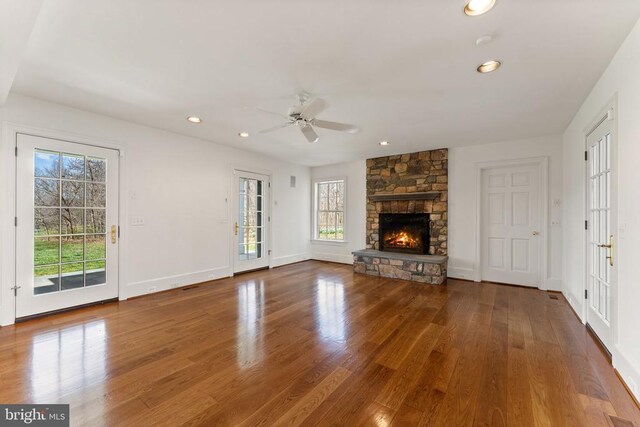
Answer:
(131, 217, 145, 226)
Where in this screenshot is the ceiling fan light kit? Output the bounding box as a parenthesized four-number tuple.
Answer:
(258, 94, 360, 143)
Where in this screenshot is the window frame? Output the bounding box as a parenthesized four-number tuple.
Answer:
(312, 177, 347, 243)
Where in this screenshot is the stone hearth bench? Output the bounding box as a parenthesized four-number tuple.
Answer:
(352, 249, 448, 285)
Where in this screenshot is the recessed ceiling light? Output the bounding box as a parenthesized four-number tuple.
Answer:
(464, 0, 496, 16)
(187, 116, 202, 124)
(238, 132, 250, 138)
(477, 60, 501, 73)
(379, 141, 390, 146)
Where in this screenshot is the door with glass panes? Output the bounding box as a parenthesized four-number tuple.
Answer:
(233, 170, 270, 273)
(15, 134, 119, 318)
(586, 116, 616, 351)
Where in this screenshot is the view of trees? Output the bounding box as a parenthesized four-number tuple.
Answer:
(33, 150, 108, 284)
(238, 178, 262, 259)
(317, 180, 345, 240)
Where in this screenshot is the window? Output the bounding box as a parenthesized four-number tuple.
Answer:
(314, 179, 346, 241)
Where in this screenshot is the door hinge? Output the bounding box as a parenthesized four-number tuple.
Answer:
(15, 147, 18, 157)
(118, 226, 120, 238)
(268, 249, 272, 255)
(584, 151, 588, 161)
(268, 182, 271, 188)
(268, 216, 271, 222)
(14, 217, 17, 227)
(585, 220, 588, 230)
(10, 285, 21, 296)
(585, 289, 588, 299)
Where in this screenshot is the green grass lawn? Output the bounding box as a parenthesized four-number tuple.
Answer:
(35, 237, 106, 275)
(319, 228, 344, 240)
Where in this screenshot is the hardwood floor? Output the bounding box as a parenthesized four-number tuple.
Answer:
(0, 260, 638, 426)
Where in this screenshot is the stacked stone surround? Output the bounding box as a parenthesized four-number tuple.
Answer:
(366, 149, 448, 255)
(353, 250, 448, 285)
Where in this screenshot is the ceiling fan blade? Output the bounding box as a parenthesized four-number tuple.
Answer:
(300, 124, 319, 143)
(256, 107, 289, 120)
(300, 98, 328, 120)
(259, 122, 292, 133)
(312, 119, 359, 134)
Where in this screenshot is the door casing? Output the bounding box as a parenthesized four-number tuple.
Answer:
(475, 157, 549, 289)
(583, 100, 618, 351)
(0, 122, 127, 325)
(229, 166, 272, 275)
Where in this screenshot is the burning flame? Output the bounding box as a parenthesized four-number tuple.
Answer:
(385, 231, 418, 248)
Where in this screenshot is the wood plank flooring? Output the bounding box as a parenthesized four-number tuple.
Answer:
(0, 260, 638, 426)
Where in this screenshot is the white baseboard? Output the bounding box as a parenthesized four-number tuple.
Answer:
(545, 277, 563, 291)
(563, 290, 585, 323)
(447, 266, 477, 281)
(310, 252, 353, 265)
(126, 266, 232, 299)
(271, 252, 311, 268)
(613, 345, 640, 403)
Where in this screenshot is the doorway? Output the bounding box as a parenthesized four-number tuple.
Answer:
(232, 170, 270, 273)
(585, 112, 616, 352)
(480, 162, 544, 287)
(15, 134, 120, 318)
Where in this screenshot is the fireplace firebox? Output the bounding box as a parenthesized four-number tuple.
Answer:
(379, 213, 430, 255)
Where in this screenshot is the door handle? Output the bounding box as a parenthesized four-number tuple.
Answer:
(532, 231, 540, 236)
(234, 222, 239, 236)
(598, 235, 614, 266)
(111, 225, 117, 244)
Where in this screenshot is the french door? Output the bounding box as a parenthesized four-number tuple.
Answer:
(481, 164, 541, 287)
(15, 134, 119, 318)
(586, 116, 616, 351)
(233, 170, 270, 273)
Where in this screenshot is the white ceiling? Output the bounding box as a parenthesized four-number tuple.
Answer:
(9, 0, 640, 166)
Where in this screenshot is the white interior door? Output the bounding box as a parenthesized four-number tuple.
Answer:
(586, 117, 616, 351)
(16, 134, 119, 318)
(481, 165, 541, 287)
(233, 170, 270, 273)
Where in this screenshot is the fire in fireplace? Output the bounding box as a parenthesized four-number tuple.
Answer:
(379, 213, 430, 255)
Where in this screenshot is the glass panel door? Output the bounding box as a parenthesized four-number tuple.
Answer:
(16, 134, 119, 318)
(586, 116, 615, 351)
(234, 171, 269, 273)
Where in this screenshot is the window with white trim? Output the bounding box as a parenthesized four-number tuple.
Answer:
(314, 179, 346, 241)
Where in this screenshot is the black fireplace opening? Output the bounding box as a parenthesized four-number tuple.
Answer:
(379, 213, 430, 255)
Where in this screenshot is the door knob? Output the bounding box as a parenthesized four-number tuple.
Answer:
(532, 231, 540, 236)
(234, 222, 239, 236)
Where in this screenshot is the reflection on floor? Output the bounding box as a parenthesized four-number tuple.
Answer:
(0, 260, 638, 425)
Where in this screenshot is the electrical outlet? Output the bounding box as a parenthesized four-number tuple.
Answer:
(147, 286, 157, 293)
(171, 283, 179, 289)
(208, 275, 215, 279)
(628, 377, 638, 396)
(131, 217, 145, 226)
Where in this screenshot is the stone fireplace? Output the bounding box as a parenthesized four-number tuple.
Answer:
(353, 148, 448, 284)
(366, 149, 448, 255)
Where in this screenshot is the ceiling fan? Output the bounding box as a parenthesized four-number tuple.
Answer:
(257, 93, 359, 143)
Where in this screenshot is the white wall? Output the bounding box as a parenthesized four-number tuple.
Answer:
(310, 160, 366, 264)
(563, 17, 640, 400)
(0, 93, 311, 325)
(448, 136, 564, 290)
